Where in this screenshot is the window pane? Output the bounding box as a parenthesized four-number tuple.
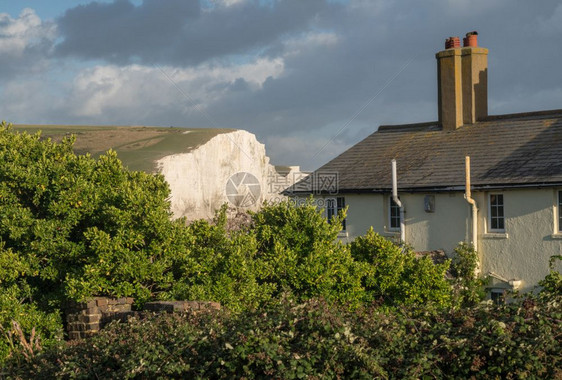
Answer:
(497, 205, 504, 218)
(497, 217, 504, 230)
(337, 197, 345, 210)
(326, 199, 335, 220)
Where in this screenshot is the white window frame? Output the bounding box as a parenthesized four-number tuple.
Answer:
(388, 196, 401, 231)
(488, 193, 505, 232)
(325, 196, 346, 231)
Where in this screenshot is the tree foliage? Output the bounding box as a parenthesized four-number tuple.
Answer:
(0, 123, 193, 363)
(250, 200, 366, 306)
(350, 228, 452, 307)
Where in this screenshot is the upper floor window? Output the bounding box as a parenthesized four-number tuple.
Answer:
(389, 197, 401, 230)
(326, 197, 346, 231)
(489, 193, 505, 231)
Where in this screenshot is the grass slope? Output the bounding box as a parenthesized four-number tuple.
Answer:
(13, 125, 236, 172)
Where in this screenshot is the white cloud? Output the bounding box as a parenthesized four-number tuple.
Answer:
(67, 57, 285, 118)
(0, 8, 56, 78)
(171, 58, 285, 89)
(0, 8, 56, 55)
(283, 31, 340, 58)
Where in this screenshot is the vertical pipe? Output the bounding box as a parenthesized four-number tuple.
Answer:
(391, 159, 405, 243)
(465, 156, 479, 271)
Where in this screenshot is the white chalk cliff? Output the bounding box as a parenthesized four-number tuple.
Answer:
(156, 130, 303, 220)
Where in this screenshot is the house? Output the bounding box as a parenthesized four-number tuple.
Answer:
(289, 32, 562, 293)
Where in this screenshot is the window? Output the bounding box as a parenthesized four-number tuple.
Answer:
(326, 197, 346, 231)
(559, 191, 562, 232)
(490, 289, 506, 305)
(389, 197, 401, 230)
(489, 193, 505, 231)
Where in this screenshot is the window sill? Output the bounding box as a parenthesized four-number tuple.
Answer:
(338, 231, 349, 238)
(483, 232, 509, 239)
(382, 230, 400, 237)
(550, 233, 562, 240)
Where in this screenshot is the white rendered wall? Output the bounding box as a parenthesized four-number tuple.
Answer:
(332, 188, 562, 290)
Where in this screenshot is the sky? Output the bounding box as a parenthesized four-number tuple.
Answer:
(1, 0, 561, 171)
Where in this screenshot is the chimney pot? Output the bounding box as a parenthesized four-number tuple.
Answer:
(463, 31, 478, 47)
(445, 36, 461, 49)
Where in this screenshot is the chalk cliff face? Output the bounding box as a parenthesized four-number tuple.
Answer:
(156, 130, 300, 221)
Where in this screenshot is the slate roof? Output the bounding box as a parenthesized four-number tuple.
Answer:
(293, 109, 562, 194)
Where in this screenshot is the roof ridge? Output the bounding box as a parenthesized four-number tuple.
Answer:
(378, 121, 440, 132)
(483, 108, 562, 121)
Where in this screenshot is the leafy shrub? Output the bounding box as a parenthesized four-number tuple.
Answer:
(172, 206, 275, 312)
(0, 285, 62, 367)
(350, 228, 452, 307)
(7, 292, 561, 379)
(250, 200, 367, 306)
(450, 242, 486, 307)
(0, 123, 192, 362)
(539, 254, 562, 297)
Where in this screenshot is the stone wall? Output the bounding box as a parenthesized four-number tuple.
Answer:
(65, 297, 220, 340)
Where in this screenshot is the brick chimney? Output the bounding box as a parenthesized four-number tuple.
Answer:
(436, 32, 488, 130)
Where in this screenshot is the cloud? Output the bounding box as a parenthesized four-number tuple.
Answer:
(0, 8, 56, 79)
(55, 0, 337, 66)
(64, 57, 284, 120)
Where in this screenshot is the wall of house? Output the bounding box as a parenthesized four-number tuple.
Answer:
(341, 192, 470, 251)
(474, 188, 562, 292)
(341, 194, 386, 240)
(329, 188, 562, 291)
(403, 192, 470, 253)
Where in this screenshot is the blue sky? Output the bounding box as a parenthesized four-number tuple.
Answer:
(1, 0, 561, 170)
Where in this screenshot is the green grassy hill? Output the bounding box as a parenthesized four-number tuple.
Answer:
(13, 125, 236, 172)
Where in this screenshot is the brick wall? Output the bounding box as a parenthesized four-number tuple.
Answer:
(65, 297, 220, 340)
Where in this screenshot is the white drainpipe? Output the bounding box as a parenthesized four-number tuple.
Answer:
(465, 156, 479, 265)
(391, 159, 405, 243)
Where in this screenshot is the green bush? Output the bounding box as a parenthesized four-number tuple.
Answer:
(350, 228, 452, 307)
(539, 254, 562, 297)
(0, 284, 62, 367)
(171, 207, 275, 312)
(7, 292, 561, 379)
(0, 123, 193, 362)
(250, 200, 367, 306)
(450, 242, 486, 307)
